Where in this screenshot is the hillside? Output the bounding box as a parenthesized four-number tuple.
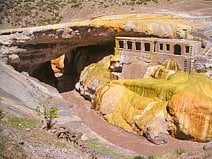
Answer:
(0, 0, 211, 29)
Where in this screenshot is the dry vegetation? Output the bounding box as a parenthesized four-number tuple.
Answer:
(0, 0, 162, 28)
(0, 0, 211, 28)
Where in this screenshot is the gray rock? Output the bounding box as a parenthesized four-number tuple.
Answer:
(203, 141, 212, 150)
(144, 116, 169, 145)
(81, 134, 89, 141)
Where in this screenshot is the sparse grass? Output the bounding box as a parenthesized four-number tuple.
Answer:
(174, 147, 186, 157)
(134, 156, 146, 159)
(144, 147, 186, 159)
(0, 135, 26, 159)
(84, 138, 133, 159)
(7, 116, 38, 128)
(0, 114, 27, 158)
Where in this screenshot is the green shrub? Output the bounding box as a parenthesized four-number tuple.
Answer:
(35, 97, 58, 130)
(134, 156, 145, 159)
(175, 148, 186, 157)
(0, 110, 3, 120)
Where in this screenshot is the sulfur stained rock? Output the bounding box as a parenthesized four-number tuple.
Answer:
(51, 54, 65, 74)
(164, 58, 180, 71)
(76, 55, 112, 100)
(169, 91, 212, 142)
(93, 83, 171, 135)
(143, 65, 176, 79)
(93, 72, 212, 143)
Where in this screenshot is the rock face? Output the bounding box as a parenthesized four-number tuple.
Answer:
(0, 13, 210, 145)
(0, 62, 62, 109)
(0, 13, 206, 93)
(169, 91, 212, 141)
(93, 82, 171, 140)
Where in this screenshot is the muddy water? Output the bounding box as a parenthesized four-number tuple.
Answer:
(62, 91, 204, 156)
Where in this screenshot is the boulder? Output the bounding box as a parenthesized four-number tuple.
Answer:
(144, 116, 169, 145)
(203, 141, 212, 150)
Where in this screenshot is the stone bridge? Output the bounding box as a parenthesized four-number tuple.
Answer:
(0, 14, 204, 91)
(0, 14, 197, 69)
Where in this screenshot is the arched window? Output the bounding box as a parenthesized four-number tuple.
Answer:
(174, 44, 181, 55)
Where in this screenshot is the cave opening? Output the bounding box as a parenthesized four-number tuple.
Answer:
(25, 41, 114, 93)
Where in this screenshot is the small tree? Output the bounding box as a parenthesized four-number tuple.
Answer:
(0, 109, 3, 121)
(35, 97, 58, 130)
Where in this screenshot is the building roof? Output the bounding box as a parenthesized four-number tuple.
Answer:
(116, 37, 201, 45)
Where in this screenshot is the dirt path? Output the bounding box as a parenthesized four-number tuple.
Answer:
(62, 91, 205, 156)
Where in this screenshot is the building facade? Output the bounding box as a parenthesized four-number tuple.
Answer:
(114, 37, 202, 79)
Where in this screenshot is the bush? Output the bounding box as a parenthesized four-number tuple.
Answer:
(0, 110, 3, 121)
(35, 97, 58, 130)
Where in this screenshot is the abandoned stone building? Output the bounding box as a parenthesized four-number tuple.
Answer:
(113, 37, 202, 79)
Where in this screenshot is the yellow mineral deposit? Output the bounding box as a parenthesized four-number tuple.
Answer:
(92, 69, 212, 142)
(51, 54, 65, 75)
